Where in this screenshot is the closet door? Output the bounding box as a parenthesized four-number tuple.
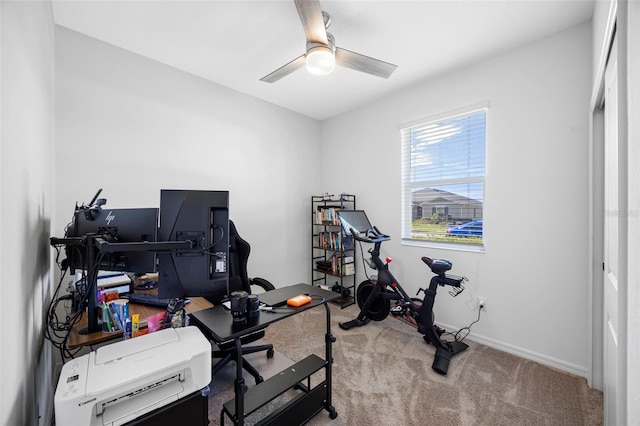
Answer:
(603, 33, 623, 426)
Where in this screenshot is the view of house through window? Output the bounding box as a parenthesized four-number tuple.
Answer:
(401, 106, 486, 247)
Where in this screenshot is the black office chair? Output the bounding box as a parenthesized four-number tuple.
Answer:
(208, 220, 275, 384)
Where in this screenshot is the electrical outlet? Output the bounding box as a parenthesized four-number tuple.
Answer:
(478, 297, 487, 311)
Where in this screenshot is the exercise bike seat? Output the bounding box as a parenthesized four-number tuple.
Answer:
(421, 257, 452, 275)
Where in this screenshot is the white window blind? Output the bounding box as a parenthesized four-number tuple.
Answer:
(401, 107, 486, 247)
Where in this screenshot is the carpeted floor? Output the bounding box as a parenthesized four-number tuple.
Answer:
(207, 303, 603, 426)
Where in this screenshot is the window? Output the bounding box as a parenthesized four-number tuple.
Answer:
(401, 106, 487, 248)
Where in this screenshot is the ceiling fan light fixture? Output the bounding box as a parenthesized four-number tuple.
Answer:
(306, 45, 335, 75)
(260, 3, 396, 83)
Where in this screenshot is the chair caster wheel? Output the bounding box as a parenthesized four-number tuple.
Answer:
(267, 348, 275, 358)
(328, 406, 338, 419)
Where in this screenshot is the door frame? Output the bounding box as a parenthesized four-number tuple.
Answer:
(589, 1, 640, 424)
(603, 33, 621, 426)
(588, 0, 617, 393)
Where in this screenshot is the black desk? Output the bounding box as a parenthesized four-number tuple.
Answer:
(190, 283, 339, 426)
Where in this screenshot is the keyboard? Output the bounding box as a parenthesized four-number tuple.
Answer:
(124, 293, 190, 308)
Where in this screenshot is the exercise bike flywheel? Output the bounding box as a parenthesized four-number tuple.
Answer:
(356, 280, 391, 321)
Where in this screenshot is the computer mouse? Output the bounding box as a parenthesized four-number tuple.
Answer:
(135, 280, 157, 290)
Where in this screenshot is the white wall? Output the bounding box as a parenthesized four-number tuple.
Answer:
(55, 26, 321, 287)
(320, 22, 592, 376)
(0, 1, 56, 425)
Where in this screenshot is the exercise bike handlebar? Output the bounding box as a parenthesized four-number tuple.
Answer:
(349, 226, 390, 244)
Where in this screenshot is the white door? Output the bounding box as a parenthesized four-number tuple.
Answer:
(604, 34, 623, 426)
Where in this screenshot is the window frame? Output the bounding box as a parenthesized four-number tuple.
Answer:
(400, 103, 488, 252)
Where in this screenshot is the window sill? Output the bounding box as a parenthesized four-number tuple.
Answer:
(401, 238, 486, 253)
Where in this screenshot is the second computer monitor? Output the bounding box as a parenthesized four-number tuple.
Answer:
(157, 189, 230, 300)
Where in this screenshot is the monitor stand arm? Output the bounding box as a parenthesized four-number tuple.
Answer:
(81, 235, 101, 334)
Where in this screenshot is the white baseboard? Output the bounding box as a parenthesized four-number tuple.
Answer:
(437, 321, 589, 379)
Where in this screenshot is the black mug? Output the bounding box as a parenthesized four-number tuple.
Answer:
(230, 290, 248, 322)
(247, 294, 260, 320)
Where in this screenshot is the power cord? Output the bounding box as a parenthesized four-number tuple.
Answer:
(357, 240, 369, 279)
(309, 294, 325, 303)
(200, 224, 226, 255)
(45, 246, 83, 360)
(46, 195, 110, 360)
(46, 244, 107, 361)
(442, 306, 482, 343)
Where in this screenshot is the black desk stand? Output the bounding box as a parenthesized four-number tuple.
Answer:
(191, 284, 339, 426)
(50, 235, 192, 334)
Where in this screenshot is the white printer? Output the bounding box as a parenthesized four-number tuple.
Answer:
(54, 326, 211, 426)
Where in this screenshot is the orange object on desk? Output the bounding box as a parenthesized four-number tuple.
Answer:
(287, 294, 312, 307)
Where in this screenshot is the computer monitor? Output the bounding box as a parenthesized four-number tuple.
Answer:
(157, 189, 229, 300)
(66, 207, 159, 274)
(336, 210, 373, 236)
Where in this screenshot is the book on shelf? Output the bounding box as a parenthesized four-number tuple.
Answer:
(318, 232, 354, 251)
(317, 252, 354, 276)
(315, 206, 342, 225)
(342, 263, 355, 276)
(316, 260, 332, 271)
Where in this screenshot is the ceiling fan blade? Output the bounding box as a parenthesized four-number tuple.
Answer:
(260, 54, 306, 83)
(294, 0, 328, 45)
(335, 47, 397, 79)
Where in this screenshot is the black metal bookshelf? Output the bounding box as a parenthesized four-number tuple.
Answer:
(311, 193, 356, 308)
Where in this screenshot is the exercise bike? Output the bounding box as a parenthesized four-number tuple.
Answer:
(336, 210, 469, 375)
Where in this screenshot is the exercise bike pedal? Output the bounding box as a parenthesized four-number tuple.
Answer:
(390, 303, 409, 315)
(390, 306, 402, 315)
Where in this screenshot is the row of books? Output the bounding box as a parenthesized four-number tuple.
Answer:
(315, 206, 342, 225)
(317, 232, 354, 251)
(316, 254, 355, 276)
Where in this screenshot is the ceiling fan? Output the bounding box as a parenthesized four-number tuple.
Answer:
(260, 0, 397, 83)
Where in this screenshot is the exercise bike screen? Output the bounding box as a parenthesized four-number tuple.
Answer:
(337, 210, 373, 236)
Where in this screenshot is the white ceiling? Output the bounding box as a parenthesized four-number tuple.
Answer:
(52, 0, 595, 121)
